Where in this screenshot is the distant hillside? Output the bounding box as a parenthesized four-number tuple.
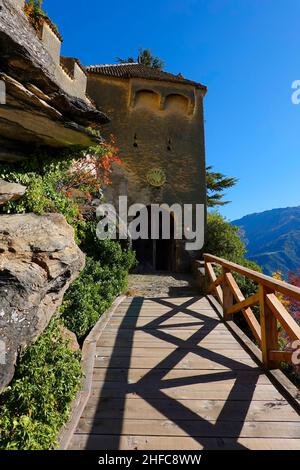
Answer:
(232, 206, 300, 277)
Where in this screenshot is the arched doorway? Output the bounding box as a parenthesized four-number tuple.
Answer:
(132, 206, 176, 272)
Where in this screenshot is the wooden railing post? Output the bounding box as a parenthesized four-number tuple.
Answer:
(203, 253, 300, 369)
(259, 285, 279, 369)
(222, 268, 234, 321)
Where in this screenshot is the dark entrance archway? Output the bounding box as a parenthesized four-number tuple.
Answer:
(132, 207, 176, 271)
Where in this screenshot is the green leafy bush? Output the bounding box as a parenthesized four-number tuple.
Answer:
(61, 239, 136, 340)
(205, 212, 261, 287)
(0, 321, 81, 450)
(80, 220, 135, 265)
(0, 157, 85, 239)
(205, 211, 247, 262)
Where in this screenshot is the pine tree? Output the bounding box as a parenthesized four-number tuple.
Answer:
(117, 49, 165, 70)
(206, 165, 238, 207)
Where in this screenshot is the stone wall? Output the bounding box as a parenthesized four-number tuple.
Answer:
(41, 20, 61, 64)
(9, 0, 88, 102)
(12, 0, 25, 8)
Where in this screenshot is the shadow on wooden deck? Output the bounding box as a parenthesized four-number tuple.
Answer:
(84, 296, 264, 450)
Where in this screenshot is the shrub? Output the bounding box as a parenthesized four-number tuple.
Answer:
(24, 1, 45, 32)
(0, 158, 85, 240)
(0, 141, 121, 242)
(61, 240, 136, 340)
(0, 321, 81, 450)
(205, 212, 246, 261)
(80, 220, 135, 265)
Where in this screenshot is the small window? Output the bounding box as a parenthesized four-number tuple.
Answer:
(165, 94, 189, 113)
(134, 90, 160, 109)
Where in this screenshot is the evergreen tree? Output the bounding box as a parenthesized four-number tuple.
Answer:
(117, 48, 165, 70)
(206, 165, 238, 207)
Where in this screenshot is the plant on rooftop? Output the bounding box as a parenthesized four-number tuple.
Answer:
(117, 48, 165, 70)
(24, 0, 61, 40)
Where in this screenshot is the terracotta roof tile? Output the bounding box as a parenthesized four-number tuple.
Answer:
(86, 63, 206, 90)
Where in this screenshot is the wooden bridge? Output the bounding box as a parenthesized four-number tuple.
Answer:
(66, 255, 300, 450)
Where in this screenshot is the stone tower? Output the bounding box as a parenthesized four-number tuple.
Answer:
(86, 63, 207, 271)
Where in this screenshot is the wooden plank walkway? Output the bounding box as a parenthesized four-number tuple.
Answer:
(68, 295, 300, 450)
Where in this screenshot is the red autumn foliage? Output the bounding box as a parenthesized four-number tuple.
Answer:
(288, 270, 300, 325)
(63, 135, 121, 200)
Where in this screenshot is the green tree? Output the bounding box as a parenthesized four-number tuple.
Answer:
(117, 48, 165, 69)
(204, 212, 261, 299)
(205, 212, 245, 262)
(206, 165, 238, 207)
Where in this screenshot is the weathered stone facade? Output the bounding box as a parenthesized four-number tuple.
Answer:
(87, 64, 207, 271)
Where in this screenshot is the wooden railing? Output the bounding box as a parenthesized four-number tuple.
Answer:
(203, 253, 300, 369)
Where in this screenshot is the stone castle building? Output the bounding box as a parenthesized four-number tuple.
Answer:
(86, 63, 207, 271)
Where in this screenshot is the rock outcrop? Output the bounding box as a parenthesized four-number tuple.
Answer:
(0, 179, 26, 204)
(0, 213, 85, 389)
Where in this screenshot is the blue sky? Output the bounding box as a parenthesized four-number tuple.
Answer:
(43, 0, 300, 221)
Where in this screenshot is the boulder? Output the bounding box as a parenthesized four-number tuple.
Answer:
(58, 325, 80, 353)
(0, 179, 26, 205)
(0, 213, 85, 389)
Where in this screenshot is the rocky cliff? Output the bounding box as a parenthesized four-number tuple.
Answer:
(0, 1, 110, 388)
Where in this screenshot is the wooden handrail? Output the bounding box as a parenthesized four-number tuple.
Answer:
(203, 253, 300, 301)
(203, 253, 300, 370)
(266, 293, 300, 341)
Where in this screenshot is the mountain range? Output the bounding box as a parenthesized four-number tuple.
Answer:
(232, 206, 300, 278)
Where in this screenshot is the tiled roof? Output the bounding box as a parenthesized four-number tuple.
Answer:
(86, 63, 206, 90)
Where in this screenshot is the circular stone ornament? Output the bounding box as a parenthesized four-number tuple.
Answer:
(146, 167, 167, 187)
